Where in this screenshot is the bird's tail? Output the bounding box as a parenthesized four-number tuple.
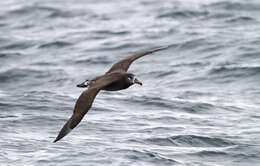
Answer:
(53, 113, 84, 143)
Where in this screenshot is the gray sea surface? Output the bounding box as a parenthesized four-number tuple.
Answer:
(1, 0, 260, 165)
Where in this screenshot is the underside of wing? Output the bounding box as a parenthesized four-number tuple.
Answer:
(106, 46, 168, 73)
(53, 113, 84, 142)
(53, 75, 121, 142)
(53, 87, 99, 142)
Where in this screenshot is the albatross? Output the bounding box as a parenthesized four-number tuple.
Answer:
(54, 46, 168, 142)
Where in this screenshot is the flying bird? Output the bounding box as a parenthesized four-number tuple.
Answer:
(53, 46, 168, 142)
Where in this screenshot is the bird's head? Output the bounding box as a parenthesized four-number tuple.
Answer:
(126, 74, 142, 86)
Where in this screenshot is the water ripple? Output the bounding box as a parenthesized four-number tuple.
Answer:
(145, 135, 234, 147)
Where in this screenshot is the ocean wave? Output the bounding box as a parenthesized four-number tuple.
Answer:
(208, 1, 260, 11)
(239, 51, 260, 58)
(208, 65, 260, 78)
(38, 41, 72, 49)
(170, 61, 209, 68)
(177, 38, 211, 51)
(191, 150, 228, 156)
(7, 5, 84, 19)
(93, 30, 130, 36)
(0, 115, 18, 119)
(0, 68, 32, 82)
(0, 41, 35, 50)
(73, 56, 111, 65)
(145, 135, 234, 147)
(141, 70, 178, 78)
(180, 102, 215, 114)
(98, 43, 145, 51)
(0, 52, 22, 58)
(130, 96, 177, 109)
(0, 68, 68, 85)
(202, 12, 233, 21)
(158, 10, 209, 19)
(116, 149, 179, 165)
(225, 16, 255, 23)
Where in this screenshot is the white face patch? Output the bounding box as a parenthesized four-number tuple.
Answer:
(132, 76, 136, 83)
(84, 81, 89, 86)
(127, 75, 136, 84)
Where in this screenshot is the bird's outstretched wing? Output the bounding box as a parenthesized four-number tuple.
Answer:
(53, 87, 99, 143)
(53, 74, 121, 142)
(106, 46, 168, 73)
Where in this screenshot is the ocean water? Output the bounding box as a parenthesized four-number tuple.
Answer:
(1, 0, 260, 165)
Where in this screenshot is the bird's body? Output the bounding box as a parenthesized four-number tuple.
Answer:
(87, 72, 133, 91)
(102, 73, 132, 91)
(54, 46, 167, 142)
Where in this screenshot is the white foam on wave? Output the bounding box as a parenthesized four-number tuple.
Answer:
(0, 90, 8, 97)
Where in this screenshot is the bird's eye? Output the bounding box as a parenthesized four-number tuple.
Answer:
(128, 77, 132, 81)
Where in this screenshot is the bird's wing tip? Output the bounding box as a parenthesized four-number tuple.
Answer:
(53, 138, 59, 143)
(53, 120, 73, 143)
(159, 45, 169, 50)
(152, 45, 169, 52)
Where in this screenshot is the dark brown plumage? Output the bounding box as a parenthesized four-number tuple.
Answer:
(53, 46, 168, 142)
